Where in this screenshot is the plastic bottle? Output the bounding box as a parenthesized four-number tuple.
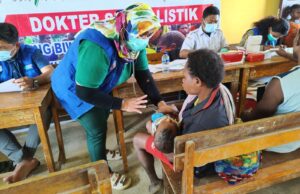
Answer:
(161, 52, 170, 73)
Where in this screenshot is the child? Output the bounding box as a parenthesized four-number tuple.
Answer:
(282, 4, 300, 47)
(146, 112, 179, 154)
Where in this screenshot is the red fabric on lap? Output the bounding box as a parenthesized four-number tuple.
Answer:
(145, 135, 173, 169)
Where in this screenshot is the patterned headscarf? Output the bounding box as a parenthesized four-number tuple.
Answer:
(88, 3, 161, 61)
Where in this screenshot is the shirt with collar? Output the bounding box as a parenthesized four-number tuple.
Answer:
(180, 87, 229, 135)
(180, 26, 227, 52)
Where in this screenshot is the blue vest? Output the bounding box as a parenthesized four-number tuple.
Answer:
(51, 29, 127, 120)
(0, 44, 41, 83)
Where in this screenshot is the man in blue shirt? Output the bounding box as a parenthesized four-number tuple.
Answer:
(0, 23, 53, 183)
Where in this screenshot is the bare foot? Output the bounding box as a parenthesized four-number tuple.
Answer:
(3, 158, 40, 183)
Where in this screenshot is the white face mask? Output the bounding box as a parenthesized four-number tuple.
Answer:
(0, 49, 13, 61)
(204, 22, 218, 33)
(295, 19, 300, 24)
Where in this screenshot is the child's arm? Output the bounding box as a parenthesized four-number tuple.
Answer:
(146, 120, 154, 135)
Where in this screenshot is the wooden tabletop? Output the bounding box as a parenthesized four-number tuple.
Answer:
(244, 56, 292, 67)
(0, 84, 50, 111)
(118, 63, 246, 85)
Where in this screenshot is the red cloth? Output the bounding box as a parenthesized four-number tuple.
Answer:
(244, 98, 257, 110)
(283, 22, 300, 47)
(145, 135, 173, 169)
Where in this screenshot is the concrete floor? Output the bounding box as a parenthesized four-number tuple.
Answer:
(0, 109, 300, 194)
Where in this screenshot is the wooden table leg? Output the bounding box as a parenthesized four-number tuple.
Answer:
(112, 111, 120, 145)
(51, 95, 66, 165)
(237, 67, 250, 117)
(34, 107, 55, 172)
(112, 110, 128, 172)
(230, 80, 239, 109)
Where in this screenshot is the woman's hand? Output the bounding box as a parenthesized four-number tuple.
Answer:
(293, 29, 300, 47)
(240, 108, 253, 122)
(157, 101, 178, 115)
(276, 47, 288, 58)
(13, 77, 34, 90)
(293, 30, 300, 61)
(121, 95, 148, 114)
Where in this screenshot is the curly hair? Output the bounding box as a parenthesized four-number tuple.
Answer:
(0, 23, 18, 44)
(187, 49, 224, 88)
(254, 16, 290, 43)
(154, 127, 176, 154)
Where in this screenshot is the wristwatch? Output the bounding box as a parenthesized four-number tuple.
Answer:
(32, 79, 39, 89)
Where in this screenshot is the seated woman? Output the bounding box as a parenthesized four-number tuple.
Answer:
(241, 48, 300, 153)
(133, 49, 260, 193)
(239, 16, 290, 50)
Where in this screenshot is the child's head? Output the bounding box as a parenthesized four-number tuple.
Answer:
(154, 117, 178, 153)
(282, 4, 300, 21)
(290, 4, 300, 21)
(182, 49, 224, 95)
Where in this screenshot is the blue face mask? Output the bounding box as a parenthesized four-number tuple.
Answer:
(0, 50, 12, 61)
(204, 23, 218, 33)
(295, 19, 300, 24)
(267, 33, 278, 42)
(126, 33, 149, 52)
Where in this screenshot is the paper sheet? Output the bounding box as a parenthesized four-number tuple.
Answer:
(263, 49, 279, 59)
(149, 59, 187, 73)
(0, 79, 22, 93)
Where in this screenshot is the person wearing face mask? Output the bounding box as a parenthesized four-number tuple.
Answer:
(280, 4, 300, 47)
(0, 23, 53, 183)
(179, 6, 228, 58)
(239, 16, 290, 50)
(51, 3, 178, 190)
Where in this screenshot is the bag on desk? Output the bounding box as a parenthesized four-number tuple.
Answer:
(246, 53, 265, 62)
(220, 51, 244, 63)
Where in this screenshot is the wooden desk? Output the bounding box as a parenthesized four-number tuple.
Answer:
(112, 64, 245, 172)
(0, 85, 66, 172)
(238, 56, 298, 116)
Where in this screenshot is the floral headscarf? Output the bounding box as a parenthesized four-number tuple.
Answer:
(88, 3, 161, 61)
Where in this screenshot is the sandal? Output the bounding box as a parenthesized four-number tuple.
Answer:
(106, 149, 122, 161)
(110, 172, 131, 190)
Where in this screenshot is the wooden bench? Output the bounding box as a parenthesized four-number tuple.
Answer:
(162, 112, 300, 194)
(0, 160, 111, 194)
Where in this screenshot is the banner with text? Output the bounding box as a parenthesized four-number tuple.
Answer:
(0, 0, 220, 63)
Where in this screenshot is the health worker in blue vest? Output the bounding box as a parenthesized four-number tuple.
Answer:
(0, 22, 54, 183)
(51, 3, 177, 190)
